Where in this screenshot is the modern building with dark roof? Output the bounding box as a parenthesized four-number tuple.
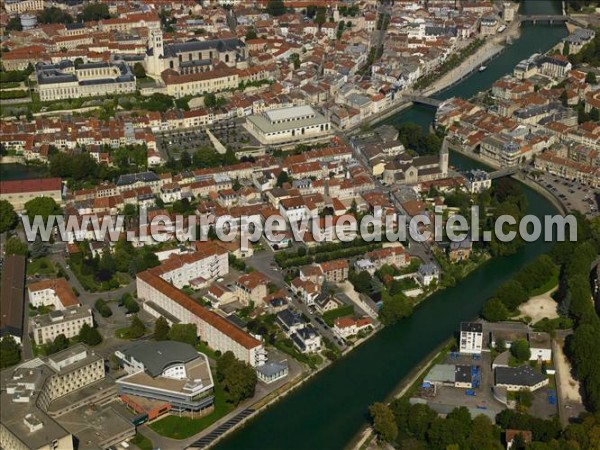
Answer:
(0, 255, 26, 344)
(494, 365, 549, 392)
(115, 341, 215, 416)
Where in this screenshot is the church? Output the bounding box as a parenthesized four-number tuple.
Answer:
(146, 29, 247, 77)
(382, 141, 449, 185)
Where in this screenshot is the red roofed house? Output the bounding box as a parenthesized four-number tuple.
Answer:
(318, 259, 349, 282)
(333, 317, 373, 339)
(235, 272, 269, 304)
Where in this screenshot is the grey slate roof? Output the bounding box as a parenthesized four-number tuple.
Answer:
(495, 365, 546, 387)
(120, 341, 200, 377)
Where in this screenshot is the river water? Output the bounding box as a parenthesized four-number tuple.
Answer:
(215, 2, 566, 450)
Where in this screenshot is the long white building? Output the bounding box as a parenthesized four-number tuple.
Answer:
(245, 105, 332, 145)
(136, 245, 266, 366)
(36, 60, 136, 102)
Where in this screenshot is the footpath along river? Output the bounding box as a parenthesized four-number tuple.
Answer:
(213, 2, 567, 449)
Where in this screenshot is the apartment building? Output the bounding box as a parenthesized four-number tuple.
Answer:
(318, 259, 349, 283)
(137, 267, 266, 367)
(150, 245, 229, 289)
(28, 278, 80, 311)
(36, 61, 136, 102)
(245, 105, 332, 145)
(31, 307, 94, 345)
(459, 322, 483, 355)
(235, 272, 269, 304)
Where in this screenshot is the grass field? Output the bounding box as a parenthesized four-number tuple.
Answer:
(148, 380, 234, 439)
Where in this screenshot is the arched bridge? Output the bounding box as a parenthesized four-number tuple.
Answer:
(404, 94, 442, 108)
(519, 15, 587, 27)
(489, 166, 522, 180)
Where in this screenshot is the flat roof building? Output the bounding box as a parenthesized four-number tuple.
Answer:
(494, 365, 548, 392)
(31, 306, 94, 346)
(1, 344, 105, 450)
(115, 341, 214, 417)
(245, 105, 332, 146)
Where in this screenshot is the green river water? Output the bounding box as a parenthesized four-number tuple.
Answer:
(215, 1, 567, 449)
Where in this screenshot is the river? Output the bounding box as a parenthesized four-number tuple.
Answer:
(214, 2, 566, 450)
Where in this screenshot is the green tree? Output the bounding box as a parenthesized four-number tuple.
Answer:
(6, 17, 23, 31)
(585, 71, 596, 84)
(563, 40, 570, 56)
(315, 7, 327, 25)
(266, 0, 285, 16)
(5, 236, 28, 256)
(204, 92, 217, 108)
(289, 53, 300, 70)
(133, 62, 146, 78)
(369, 402, 398, 443)
(245, 28, 257, 40)
(80, 3, 110, 21)
(154, 317, 171, 341)
(47, 334, 69, 354)
(494, 279, 528, 311)
(0, 200, 18, 233)
(78, 323, 102, 346)
(168, 323, 197, 346)
(276, 170, 290, 187)
(379, 291, 413, 326)
(481, 298, 509, 322)
(24, 197, 61, 222)
(216, 351, 257, 405)
(95, 298, 112, 317)
(38, 6, 73, 24)
(0, 336, 21, 368)
(128, 315, 146, 338)
(510, 339, 531, 362)
(30, 236, 48, 259)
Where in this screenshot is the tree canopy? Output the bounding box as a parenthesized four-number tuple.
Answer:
(24, 197, 62, 222)
(0, 336, 21, 368)
(216, 351, 257, 405)
(0, 200, 18, 233)
(369, 402, 398, 443)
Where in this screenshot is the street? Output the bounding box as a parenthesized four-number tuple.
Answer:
(246, 243, 346, 350)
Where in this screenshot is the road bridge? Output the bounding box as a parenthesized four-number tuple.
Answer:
(519, 15, 587, 27)
(489, 166, 522, 180)
(404, 94, 442, 108)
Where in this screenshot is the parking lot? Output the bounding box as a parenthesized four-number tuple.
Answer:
(535, 172, 599, 217)
(418, 352, 506, 418)
(156, 119, 261, 161)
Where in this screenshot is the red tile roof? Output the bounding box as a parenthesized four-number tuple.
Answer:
(138, 271, 261, 350)
(0, 177, 62, 195)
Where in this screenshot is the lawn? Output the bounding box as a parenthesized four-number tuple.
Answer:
(197, 341, 220, 360)
(148, 381, 234, 439)
(322, 304, 355, 326)
(130, 432, 153, 450)
(26, 257, 56, 277)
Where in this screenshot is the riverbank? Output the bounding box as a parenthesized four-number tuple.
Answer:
(350, 21, 521, 134)
(349, 338, 454, 450)
(447, 140, 569, 216)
